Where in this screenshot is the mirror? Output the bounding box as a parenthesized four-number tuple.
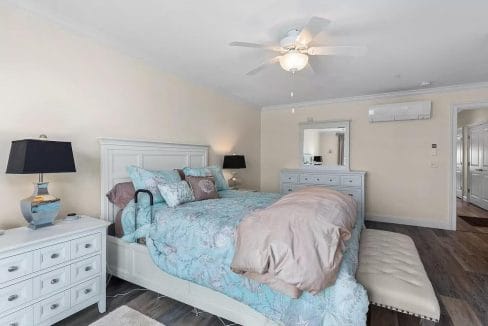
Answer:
(299, 120, 350, 170)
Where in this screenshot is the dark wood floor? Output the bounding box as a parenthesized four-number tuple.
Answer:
(58, 221, 488, 326)
(457, 198, 488, 233)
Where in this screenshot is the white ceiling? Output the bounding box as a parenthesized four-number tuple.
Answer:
(9, 0, 488, 107)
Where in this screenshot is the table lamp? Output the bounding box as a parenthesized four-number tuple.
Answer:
(5, 136, 76, 229)
(223, 154, 246, 189)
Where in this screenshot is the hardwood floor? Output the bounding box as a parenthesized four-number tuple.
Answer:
(57, 221, 488, 326)
(457, 198, 488, 233)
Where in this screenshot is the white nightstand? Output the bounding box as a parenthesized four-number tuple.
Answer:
(231, 188, 257, 192)
(0, 216, 109, 326)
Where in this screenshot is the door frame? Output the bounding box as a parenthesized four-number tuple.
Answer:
(450, 101, 488, 230)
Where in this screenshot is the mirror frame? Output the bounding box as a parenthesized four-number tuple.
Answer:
(299, 120, 350, 170)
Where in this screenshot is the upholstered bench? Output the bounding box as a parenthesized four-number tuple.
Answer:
(357, 229, 440, 323)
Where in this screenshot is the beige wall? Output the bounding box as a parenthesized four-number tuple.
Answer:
(458, 108, 488, 197)
(0, 4, 260, 228)
(261, 89, 488, 227)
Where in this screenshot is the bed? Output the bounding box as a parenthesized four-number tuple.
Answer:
(100, 138, 368, 326)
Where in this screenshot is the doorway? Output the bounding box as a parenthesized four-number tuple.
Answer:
(454, 106, 488, 232)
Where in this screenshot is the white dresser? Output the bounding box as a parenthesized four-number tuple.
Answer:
(0, 216, 109, 326)
(280, 169, 366, 219)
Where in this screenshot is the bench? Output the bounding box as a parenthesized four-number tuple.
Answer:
(357, 229, 440, 323)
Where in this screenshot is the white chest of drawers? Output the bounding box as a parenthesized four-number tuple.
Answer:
(0, 216, 109, 326)
(281, 169, 366, 219)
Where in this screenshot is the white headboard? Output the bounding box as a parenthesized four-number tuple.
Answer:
(99, 138, 209, 222)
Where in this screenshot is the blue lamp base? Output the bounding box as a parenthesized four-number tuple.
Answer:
(20, 182, 60, 229)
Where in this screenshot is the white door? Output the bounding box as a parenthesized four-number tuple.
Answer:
(456, 128, 463, 198)
(469, 124, 488, 210)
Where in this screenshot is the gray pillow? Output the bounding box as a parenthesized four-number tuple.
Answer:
(158, 181, 195, 208)
(106, 182, 135, 209)
(186, 176, 219, 201)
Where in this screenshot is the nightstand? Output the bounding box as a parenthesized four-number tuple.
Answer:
(232, 188, 257, 192)
(0, 216, 109, 326)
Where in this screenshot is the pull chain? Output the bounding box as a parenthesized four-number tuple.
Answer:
(291, 71, 296, 113)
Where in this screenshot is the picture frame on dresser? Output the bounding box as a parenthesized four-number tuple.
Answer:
(0, 216, 109, 326)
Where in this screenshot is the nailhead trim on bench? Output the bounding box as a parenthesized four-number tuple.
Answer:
(371, 301, 439, 323)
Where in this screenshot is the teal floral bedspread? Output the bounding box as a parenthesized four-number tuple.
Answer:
(121, 190, 368, 325)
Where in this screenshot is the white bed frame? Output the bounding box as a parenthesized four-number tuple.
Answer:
(99, 138, 278, 326)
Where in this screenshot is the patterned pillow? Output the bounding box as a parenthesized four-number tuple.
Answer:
(186, 176, 219, 201)
(127, 166, 181, 205)
(158, 181, 195, 208)
(183, 166, 229, 191)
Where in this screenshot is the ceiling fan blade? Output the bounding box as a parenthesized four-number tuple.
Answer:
(307, 46, 367, 56)
(246, 56, 281, 76)
(229, 41, 282, 52)
(296, 17, 331, 46)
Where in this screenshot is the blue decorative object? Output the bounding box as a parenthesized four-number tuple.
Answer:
(6, 137, 76, 229)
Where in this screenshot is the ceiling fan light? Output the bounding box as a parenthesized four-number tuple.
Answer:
(279, 51, 309, 72)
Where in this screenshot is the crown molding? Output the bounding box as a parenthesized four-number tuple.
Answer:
(261, 81, 488, 111)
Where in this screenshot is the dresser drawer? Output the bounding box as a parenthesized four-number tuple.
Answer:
(281, 173, 299, 183)
(37, 242, 70, 271)
(33, 266, 70, 298)
(281, 183, 294, 194)
(71, 255, 100, 284)
(339, 188, 362, 204)
(0, 306, 34, 326)
(341, 175, 362, 187)
(0, 279, 33, 314)
(299, 174, 340, 185)
(33, 290, 70, 324)
(71, 233, 101, 259)
(0, 252, 33, 283)
(71, 277, 100, 307)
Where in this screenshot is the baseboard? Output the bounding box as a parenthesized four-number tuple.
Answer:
(463, 195, 468, 201)
(366, 214, 452, 230)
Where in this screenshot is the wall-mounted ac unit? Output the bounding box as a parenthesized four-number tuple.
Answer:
(368, 100, 432, 123)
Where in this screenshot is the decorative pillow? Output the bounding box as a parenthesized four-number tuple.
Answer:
(175, 169, 186, 180)
(126, 166, 181, 205)
(106, 182, 135, 209)
(186, 176, 219, 201)
(183, 166, 229, 191)
(158, 181, 195, 208)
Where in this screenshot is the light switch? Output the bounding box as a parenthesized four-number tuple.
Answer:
(431, 144, 437, 156)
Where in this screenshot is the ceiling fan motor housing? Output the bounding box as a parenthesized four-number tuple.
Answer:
(280, 29, 305, 50)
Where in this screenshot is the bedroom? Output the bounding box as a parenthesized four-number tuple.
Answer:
(0, 0, 487, 325)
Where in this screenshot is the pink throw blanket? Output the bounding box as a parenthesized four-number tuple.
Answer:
(231, 187, 357, 298)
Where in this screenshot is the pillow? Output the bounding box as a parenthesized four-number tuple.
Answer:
(127, 166, 181, 205)
(158, 181, 195, 208)
(183, 166, 229, 191)
(106, 182, 135, 209)
(175, 169, 186, 180)
(186, 176, 219, 201)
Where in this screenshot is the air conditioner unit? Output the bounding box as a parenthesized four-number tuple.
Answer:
(368, 101, 432, 123)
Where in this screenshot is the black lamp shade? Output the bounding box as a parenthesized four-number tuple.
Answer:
(223, 155, 246, 169)
(6, 139, 76, 174)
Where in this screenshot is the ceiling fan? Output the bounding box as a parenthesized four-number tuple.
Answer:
(230, 17, 367, 75)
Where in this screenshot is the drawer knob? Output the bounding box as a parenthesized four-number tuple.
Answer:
(85, 266, 93, 272)
(348, 194, 353, 197)
(329, 179, 333, 182)
(7, 266, 18, 273)
(50, 303, 59, 310)
(316, 178, 320, 181)
(84, 288, 92, 294)
(288, 189, 292, 192)
(349, 180, 352, 182)
(9, 322, 18, 326)
(8, 294, 18, 302)
(50, 278, 59, 285)
(84, 243, 92, 249)
(51, 253, 60, 259)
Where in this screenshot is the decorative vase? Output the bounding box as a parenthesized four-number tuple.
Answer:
(20, 182, 61, 229)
